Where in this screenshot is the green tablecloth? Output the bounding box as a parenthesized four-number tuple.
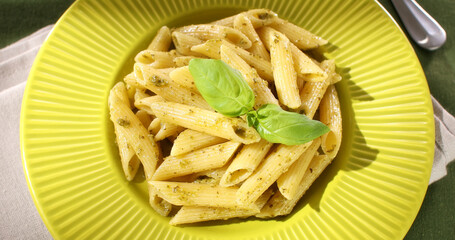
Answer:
(1, 0, 453, 239)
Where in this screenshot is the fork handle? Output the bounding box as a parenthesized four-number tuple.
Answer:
(391, 0, 446, 50)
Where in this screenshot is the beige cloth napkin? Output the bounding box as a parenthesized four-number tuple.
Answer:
(0, 25, 54, 239)
(1, 25, 454, 239)
(431, 97, 455, 183)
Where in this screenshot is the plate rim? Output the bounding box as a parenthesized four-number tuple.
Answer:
(19, 0, 435, 239)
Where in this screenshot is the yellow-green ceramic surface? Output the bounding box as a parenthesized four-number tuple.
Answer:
(20, 0, 435, 239)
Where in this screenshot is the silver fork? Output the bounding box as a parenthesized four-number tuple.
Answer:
(391, 0, 446, 50)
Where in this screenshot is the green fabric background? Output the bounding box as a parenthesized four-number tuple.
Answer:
(1, 0, 453, 239)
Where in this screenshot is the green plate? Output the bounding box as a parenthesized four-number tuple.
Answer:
(20, 0, 435, 239)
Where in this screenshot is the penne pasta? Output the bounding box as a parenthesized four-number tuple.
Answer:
(135, 109, 152, 128)
(173, 55, 197, 67)
(175, 24, 252, 49)
(191, 165, 229, 185)
(257, 154, 331, 218)
(191, 39, 274, 82)
(297, 59, 335, 118)
(110, 82, 140, 181)
(154, 121, 185, 142)
(320, 85, 342, 159)
(109, 90, 161, 180)
(134, 63, 212, 110)
(148, 184, 173, 216)
(169, 188, 274, 225)
(233, 14, 270, 61)
(170, 204, 257, 225)
(124, 77, 140, 108)
(270, 18, 328, 50)
(289, 43, 327, 82)
(133, 88, 150, 103)
(169, 66, 198, 93)
(152, 141, 241, 180)
(109, 9, 343, 224)
(149, 102, 261, 144)
(212, 9, 278, 28)
(170, 129, 227, 156)
(169, 165, 229, 184)
(115, 132, 140, 181)
(148, 118, 161, 136)
(258, 27, 301, 109)
(134, 95, 165, 115)
(147, 26, 172, 51)
(220, 44, 278, 108)
(320, 59, 342, 84)
(149, 181, 257, 210)
(123, 72, 141, 91)
(277, 138, 321, 199)
(220, 139, 273, 187)
(236, 142, 312, 206)
(171, 31, 205, 57)
(189, 39, 222, 59)
(111, 81, 131, 107)
(134, 49, 177, 68)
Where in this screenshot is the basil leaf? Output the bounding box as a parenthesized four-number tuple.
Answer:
(189, 59, 255, 117)
(247, 104, 330, 145)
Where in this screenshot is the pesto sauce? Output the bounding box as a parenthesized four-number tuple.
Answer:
(150, 75, 168, 87)
(117, 118, 130, 127)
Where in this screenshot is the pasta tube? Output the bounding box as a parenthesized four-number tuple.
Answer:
(149, 181, 258, 210)
(152, 141, 241, 180)
(257, 154, 331, 218)
(319, 85, 342, 159)
(233, 14, 270, 61)
(149, 102, 261, 144)
(173, 56, 197, 67)
(108, 9, 343, 224)
(170, 129, 227, 156)
(175, 24, 252, 49)
(270, 18, 328, 50)
(108, 90, 161, 180)
(298, 59, 335, 118)
(191, 39, 274, 82)
(236, 142, 312, 206)
(148, 184, 173, 216)
(110, 82, 140, 181)
(135, 109, 152, 128)
(258, 27, 301, 109)
(171, 31, 205, 57)
(134, 63, 212, 110)
(169, 66, 198, 93)
(134, 95, 165, 115)
(220, 44, 278, 108)
(277, 138, 321, 199)
(134, 49, 177, 68)
(191, 165, 229, 185)
(147, 26, 172, 51)
(154, 121, 185, 142)
(212, 9, 278, 28)
(169, 188, 274, 225)
(148, 118, 161, 136)
(220, 139, 273, 187)
(289, 43, 327, 82)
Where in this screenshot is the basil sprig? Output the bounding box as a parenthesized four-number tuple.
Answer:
(189, 59, 330, 145)
(247, 104, 330, 145)
(189, 59, 254, 117)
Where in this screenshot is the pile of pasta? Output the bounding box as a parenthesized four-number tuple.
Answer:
(108, 9, 342, 225)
